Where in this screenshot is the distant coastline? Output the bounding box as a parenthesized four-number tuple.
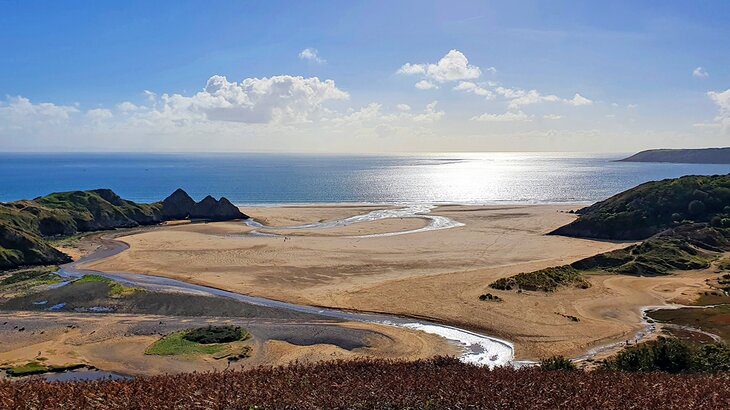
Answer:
(617, 147, 730, 164)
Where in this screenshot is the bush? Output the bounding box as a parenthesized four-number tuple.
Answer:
(540, 356, 577, 371)
(688, 200, 706, 216)
(602, 337, 730, 373)
(183, 325, 246, 344)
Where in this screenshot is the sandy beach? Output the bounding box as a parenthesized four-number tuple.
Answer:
(82, 204, 720, 360)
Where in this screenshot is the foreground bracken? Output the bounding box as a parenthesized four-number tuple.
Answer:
(1, 357, 729, 409)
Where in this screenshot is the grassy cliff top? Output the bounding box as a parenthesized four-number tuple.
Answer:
(552, 174, 730, 240)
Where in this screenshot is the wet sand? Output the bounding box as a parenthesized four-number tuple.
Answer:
(0, 312, 456, 377)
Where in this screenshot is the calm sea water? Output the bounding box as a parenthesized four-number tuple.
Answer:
(1, 153, 728, 205)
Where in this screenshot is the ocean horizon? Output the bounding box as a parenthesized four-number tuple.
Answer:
(1, 152, 729, 205)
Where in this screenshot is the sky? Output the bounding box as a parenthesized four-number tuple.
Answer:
(1, 0, 729, 153)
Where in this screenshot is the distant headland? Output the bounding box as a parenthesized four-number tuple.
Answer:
(617, 147, 730, 164)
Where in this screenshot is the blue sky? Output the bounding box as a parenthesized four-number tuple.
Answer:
(1, 1, 728, 153)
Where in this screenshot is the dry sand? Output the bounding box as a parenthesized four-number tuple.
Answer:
(82, 204, 721, 360)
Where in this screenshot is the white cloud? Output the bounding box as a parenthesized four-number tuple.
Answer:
(299, 48, 325, 64)
(627, 104, 638, 109)
(397, 63, 426, 75)
(117, 101, 139, 112)
(156, 74, 349, 124)
(396, 104, 411, 111)
(543, 114, 563, 120)
(471, 110, 532, 122)
(707, 88, 730, 132)
(412, 101, 444, 122)
(565, 93, 592, 106)
(86, 108, 113, 122)
(692, 66, 709, 79)
(398, 50, 482, 89)
(0, 96, 79, 128)
(507, 90, 560, 109)
(453, 81, 493, 98)
(415, 80, 438, 90)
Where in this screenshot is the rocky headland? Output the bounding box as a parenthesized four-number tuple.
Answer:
(0, 188, 248, 269)
(617, 147, 730, 164)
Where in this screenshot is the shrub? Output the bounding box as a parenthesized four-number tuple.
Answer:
(688, 200, 706, 216)
(183, 325, 246, 344)
(711, 216, 723, 227)
(540, 356, 577, 371)
(478, 293, 502, 302)
(602, 337, 730, 373)
(490, 266, 590, 292)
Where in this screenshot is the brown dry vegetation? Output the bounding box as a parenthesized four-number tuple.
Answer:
(1, 357, 729, 409)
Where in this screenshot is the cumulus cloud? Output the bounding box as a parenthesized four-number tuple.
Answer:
(692, 67, 709, 79)
(398, 50, 482, 89)
(117, 101, 140, 112)
(86, 108, 113, 122)
(0, 96, 78, 126)
(471, 110, 532, 122)
(299, 48, 325, 64)
(707, 88, 730, 132)
(543, 114, 563, 120)
(412, 101, 445, 122)
(327, 101, 444, 125)
(154, 75, 350, 124)
(415, 80, 438, 90)
(565, 93, 593, 106)
(453, 81, 493, 98)
(506, 90, 560, 109)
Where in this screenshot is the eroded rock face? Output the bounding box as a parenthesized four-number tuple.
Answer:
(190, 195, 247, 220)
(161, 188, 196, 219)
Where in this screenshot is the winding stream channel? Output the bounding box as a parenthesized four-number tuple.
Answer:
(54, 204, 720, 373)
(59, 205, 512, 368)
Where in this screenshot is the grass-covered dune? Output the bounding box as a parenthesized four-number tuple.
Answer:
(552, 174, 730, 240)
(492, 174, 730, 292)
(0, 188, 247, 270)
(492, 224, 730, 292)
(1, 357, 727, 409)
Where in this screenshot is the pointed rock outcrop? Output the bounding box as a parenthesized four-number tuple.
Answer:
(161, 188, 196, 219)
(190, 195, 247, 221)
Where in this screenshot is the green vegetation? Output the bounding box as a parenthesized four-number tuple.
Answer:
(552, 174, 730, 240)
(4, 361, 85, 377)
(183, 325, 247, 344)
(145, 326, 250, 357)
(0, 266, 59, 287)
(718, 257, 730, 272)
(490, 265, 590, 292)
(74, 274, 137, 297)
(0, 266, 62, 298)
(1, 188, 245, 270)
(649, 304, 730, 344)
(492, 225, 730, 292)
(602, 337, 730, 373)
(539, 356, 577, 371)
(0, 189, 169, 270)
(478, 293, 502, 301)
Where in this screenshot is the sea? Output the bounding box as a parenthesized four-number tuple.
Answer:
(1, 152, 728, 205)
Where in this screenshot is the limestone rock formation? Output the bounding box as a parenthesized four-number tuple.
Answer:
(160, 188, 196, 219)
